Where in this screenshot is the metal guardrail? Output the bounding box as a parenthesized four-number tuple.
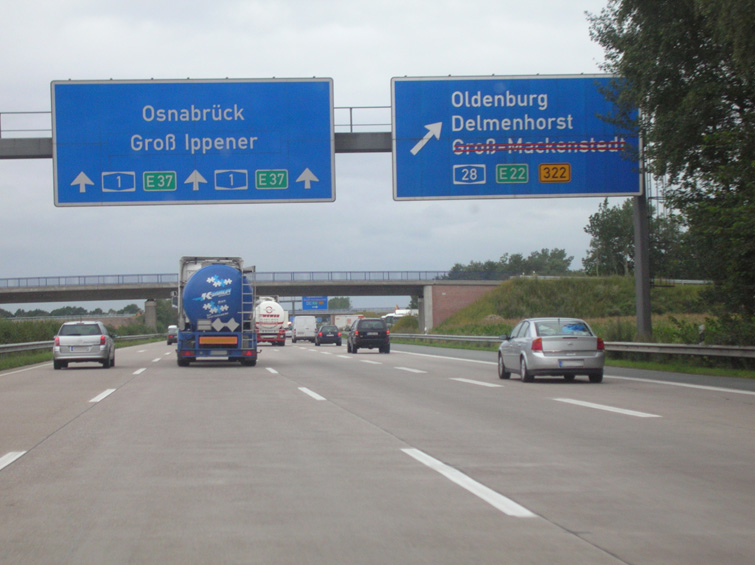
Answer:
(391, 334, 755, 359)
(3, 333, 753, 359)
(0, 334, 164, 356)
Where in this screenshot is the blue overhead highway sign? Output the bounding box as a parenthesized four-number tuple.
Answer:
(392, 75, 640, 201)
(52, 78, 334, 206)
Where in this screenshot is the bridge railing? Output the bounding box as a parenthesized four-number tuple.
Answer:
(0, 273, 179, 288)
(0, 271, 459, 289)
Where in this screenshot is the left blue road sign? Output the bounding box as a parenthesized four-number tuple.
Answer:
(51, 79, 335, 206)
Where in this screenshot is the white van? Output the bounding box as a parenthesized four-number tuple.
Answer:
(292, 316, 317, 343)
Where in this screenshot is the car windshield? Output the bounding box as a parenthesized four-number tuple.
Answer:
(59, 324, 101, 336)
(535, 320, 592, 337)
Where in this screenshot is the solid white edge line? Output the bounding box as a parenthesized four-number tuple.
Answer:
(606, 375, 755, 396)
(89, 389, 116, 403)
(402, 448, 536, 518)
(554, 398, 661, 418)
(0, 451, 27, 472)
(451, 378, 503, 388)
(396, 350, 497, 365)
(298, 387, 326, 401)
(396, 352, 754, 396)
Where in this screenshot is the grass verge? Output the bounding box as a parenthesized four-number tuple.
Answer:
(0, 339, 165, 372)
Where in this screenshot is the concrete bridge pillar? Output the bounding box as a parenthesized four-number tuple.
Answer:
(144, 299, 157, 330)
(419, 285, 433, 332)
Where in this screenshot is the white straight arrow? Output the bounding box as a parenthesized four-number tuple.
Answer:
(71, 172, 94, 193)
(410, 122, 443, 155)
(184, 170, 207, 191)
(296, 168, 319, 189)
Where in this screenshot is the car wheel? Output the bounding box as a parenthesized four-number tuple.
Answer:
(497, 354, 511, 379)
(177, 358, 190, 367)
(315, 341, 320, 346)
(102, 356, 111, 369)
(53, 360, 62, 370)
(589, 372, 604, 383)
(111, 353, 115, 368)
(564, 375, 575, 382)
(520, 357, 534, 382)
(351, 345, 358, 354)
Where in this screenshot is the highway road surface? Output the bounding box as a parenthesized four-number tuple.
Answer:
(1, 341, 753, 564)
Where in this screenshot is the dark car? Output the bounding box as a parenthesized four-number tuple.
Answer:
(167, 325, 178, 345)
(347, 318, 390, 354)
(315, 325, 342, 346)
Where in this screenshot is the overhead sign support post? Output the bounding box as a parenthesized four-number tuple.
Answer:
(391, 75, 640, 200)
(51, 78, 335, 206)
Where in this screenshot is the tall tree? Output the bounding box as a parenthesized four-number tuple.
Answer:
(588, 0, 755, 316)
(583, 199, 635, 276)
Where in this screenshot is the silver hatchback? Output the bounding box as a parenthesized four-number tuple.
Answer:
(53, 321, 116, 369)
(498, 317, 604, 383)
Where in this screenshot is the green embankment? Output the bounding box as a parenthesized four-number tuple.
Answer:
(391, 276, 753, 376)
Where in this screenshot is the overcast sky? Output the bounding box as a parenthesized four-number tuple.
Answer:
(1, 0, 622, 311)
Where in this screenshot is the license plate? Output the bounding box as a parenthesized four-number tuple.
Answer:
(366, 332, 378, 336)
(559, 359, 584, 368)
(210, 350, 227, 356)
(70, 346, 89, 352)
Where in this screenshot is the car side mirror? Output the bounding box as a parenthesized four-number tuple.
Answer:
(500, 334, 510, 341)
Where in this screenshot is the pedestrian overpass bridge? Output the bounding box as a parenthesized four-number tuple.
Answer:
(0, 271, 503, 330)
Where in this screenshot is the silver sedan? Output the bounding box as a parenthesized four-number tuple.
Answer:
(498, 317, 605, 383)
(53, 321, 116, 369)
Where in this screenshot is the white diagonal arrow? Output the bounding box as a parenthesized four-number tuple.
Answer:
(184, 170, 207, 191)
(71, 172, 94, 193)
(296, 168, 319, 189)
(410, 122, 443, 155)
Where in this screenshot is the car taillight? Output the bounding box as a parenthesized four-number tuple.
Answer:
(386, 329, 390, 336)
(318, 332, 322, 337)
(337, 332, 341, 337)
(54, 336, 60, 346)
(354, 330, 359, 336)
(100, 335, 106, 345)
(597, 337, 605, 351)
(531, 338, 543, 351)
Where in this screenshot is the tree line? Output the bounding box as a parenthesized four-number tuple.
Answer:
(451, 0, 753, 332)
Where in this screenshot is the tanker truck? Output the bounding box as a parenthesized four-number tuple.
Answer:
(176, 256, 258, 367)
(255, 296, 288, 346)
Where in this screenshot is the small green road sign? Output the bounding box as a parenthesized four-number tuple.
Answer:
(143, 171, 177, 191)
(255, 169, 289, 189)
(496, 164, 528, 184)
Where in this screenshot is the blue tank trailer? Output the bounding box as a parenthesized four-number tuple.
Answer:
(175, 257, 257, 367)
